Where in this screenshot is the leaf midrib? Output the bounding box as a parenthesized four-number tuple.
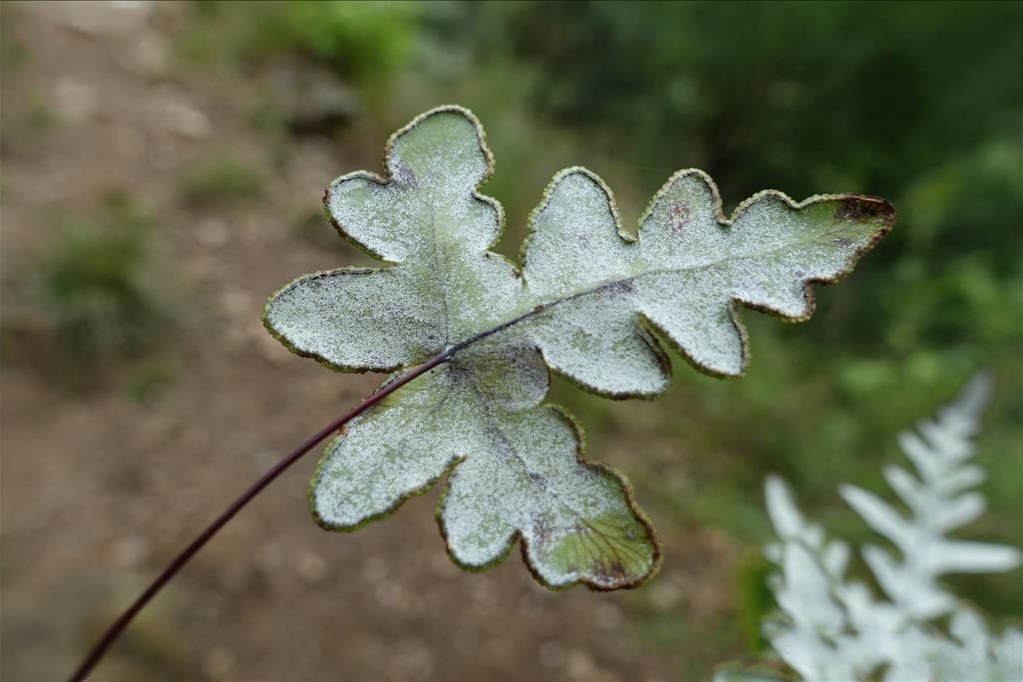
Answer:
(436, 230, 855, 362)
(427, 203, 451, 348)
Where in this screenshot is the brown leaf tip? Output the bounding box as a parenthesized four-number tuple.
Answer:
(834, 196, 894, 223)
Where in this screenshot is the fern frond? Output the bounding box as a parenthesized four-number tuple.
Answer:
(839, 371, 1021, 619)
(719, 373, 1023, 681)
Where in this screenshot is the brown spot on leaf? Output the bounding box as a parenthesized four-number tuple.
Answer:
(670, 203, 690, 232)
(834, 198, 891, 222)
(532, 517, 554, 547)
(605, 279, 636, 296)
(595, 560, 627, 584)
(392, 158, 417, 188)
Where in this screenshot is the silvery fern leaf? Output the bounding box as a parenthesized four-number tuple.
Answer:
(717, 373, 1022, 681)
(839, 371, 1021, 619)
(263, 105, 893, 590)
(764, 475, 849, 578)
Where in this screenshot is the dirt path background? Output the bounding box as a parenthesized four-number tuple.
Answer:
(1, 3, 738, 680)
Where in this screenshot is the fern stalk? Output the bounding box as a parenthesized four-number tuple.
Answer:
(67, 286, 665, 678)
(67, 350, 453, 682)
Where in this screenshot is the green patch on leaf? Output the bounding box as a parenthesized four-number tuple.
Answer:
(265, 106, 893, 590)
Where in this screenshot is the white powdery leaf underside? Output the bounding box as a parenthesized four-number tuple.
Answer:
(263, 105, 892, 590)
(310, 344, 656, 590)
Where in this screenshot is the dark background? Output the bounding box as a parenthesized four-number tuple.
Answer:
(2, 1, 1020, 680)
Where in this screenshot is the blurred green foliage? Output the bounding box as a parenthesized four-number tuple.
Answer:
(125, 354, 178, 405)
(34, 197, 173, 359)
(183, 1, 418, 88)
(179, 155, 263, 205)
(24, 89, 55, 131)
(735, 552, 775, 654)
(248, 1, 418, 82)
(181, 0, 1022, 672)
(0, 7, 28, 72)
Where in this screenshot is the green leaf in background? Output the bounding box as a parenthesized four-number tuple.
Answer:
(263, 105, 893, 590)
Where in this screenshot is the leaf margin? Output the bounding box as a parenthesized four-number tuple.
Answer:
(262, 266, 401, 374)
(518, 164, 894, 384)
(432, 400, 663, 591)
(262, 104, 522, 374)
(303, 360, 663, 592)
